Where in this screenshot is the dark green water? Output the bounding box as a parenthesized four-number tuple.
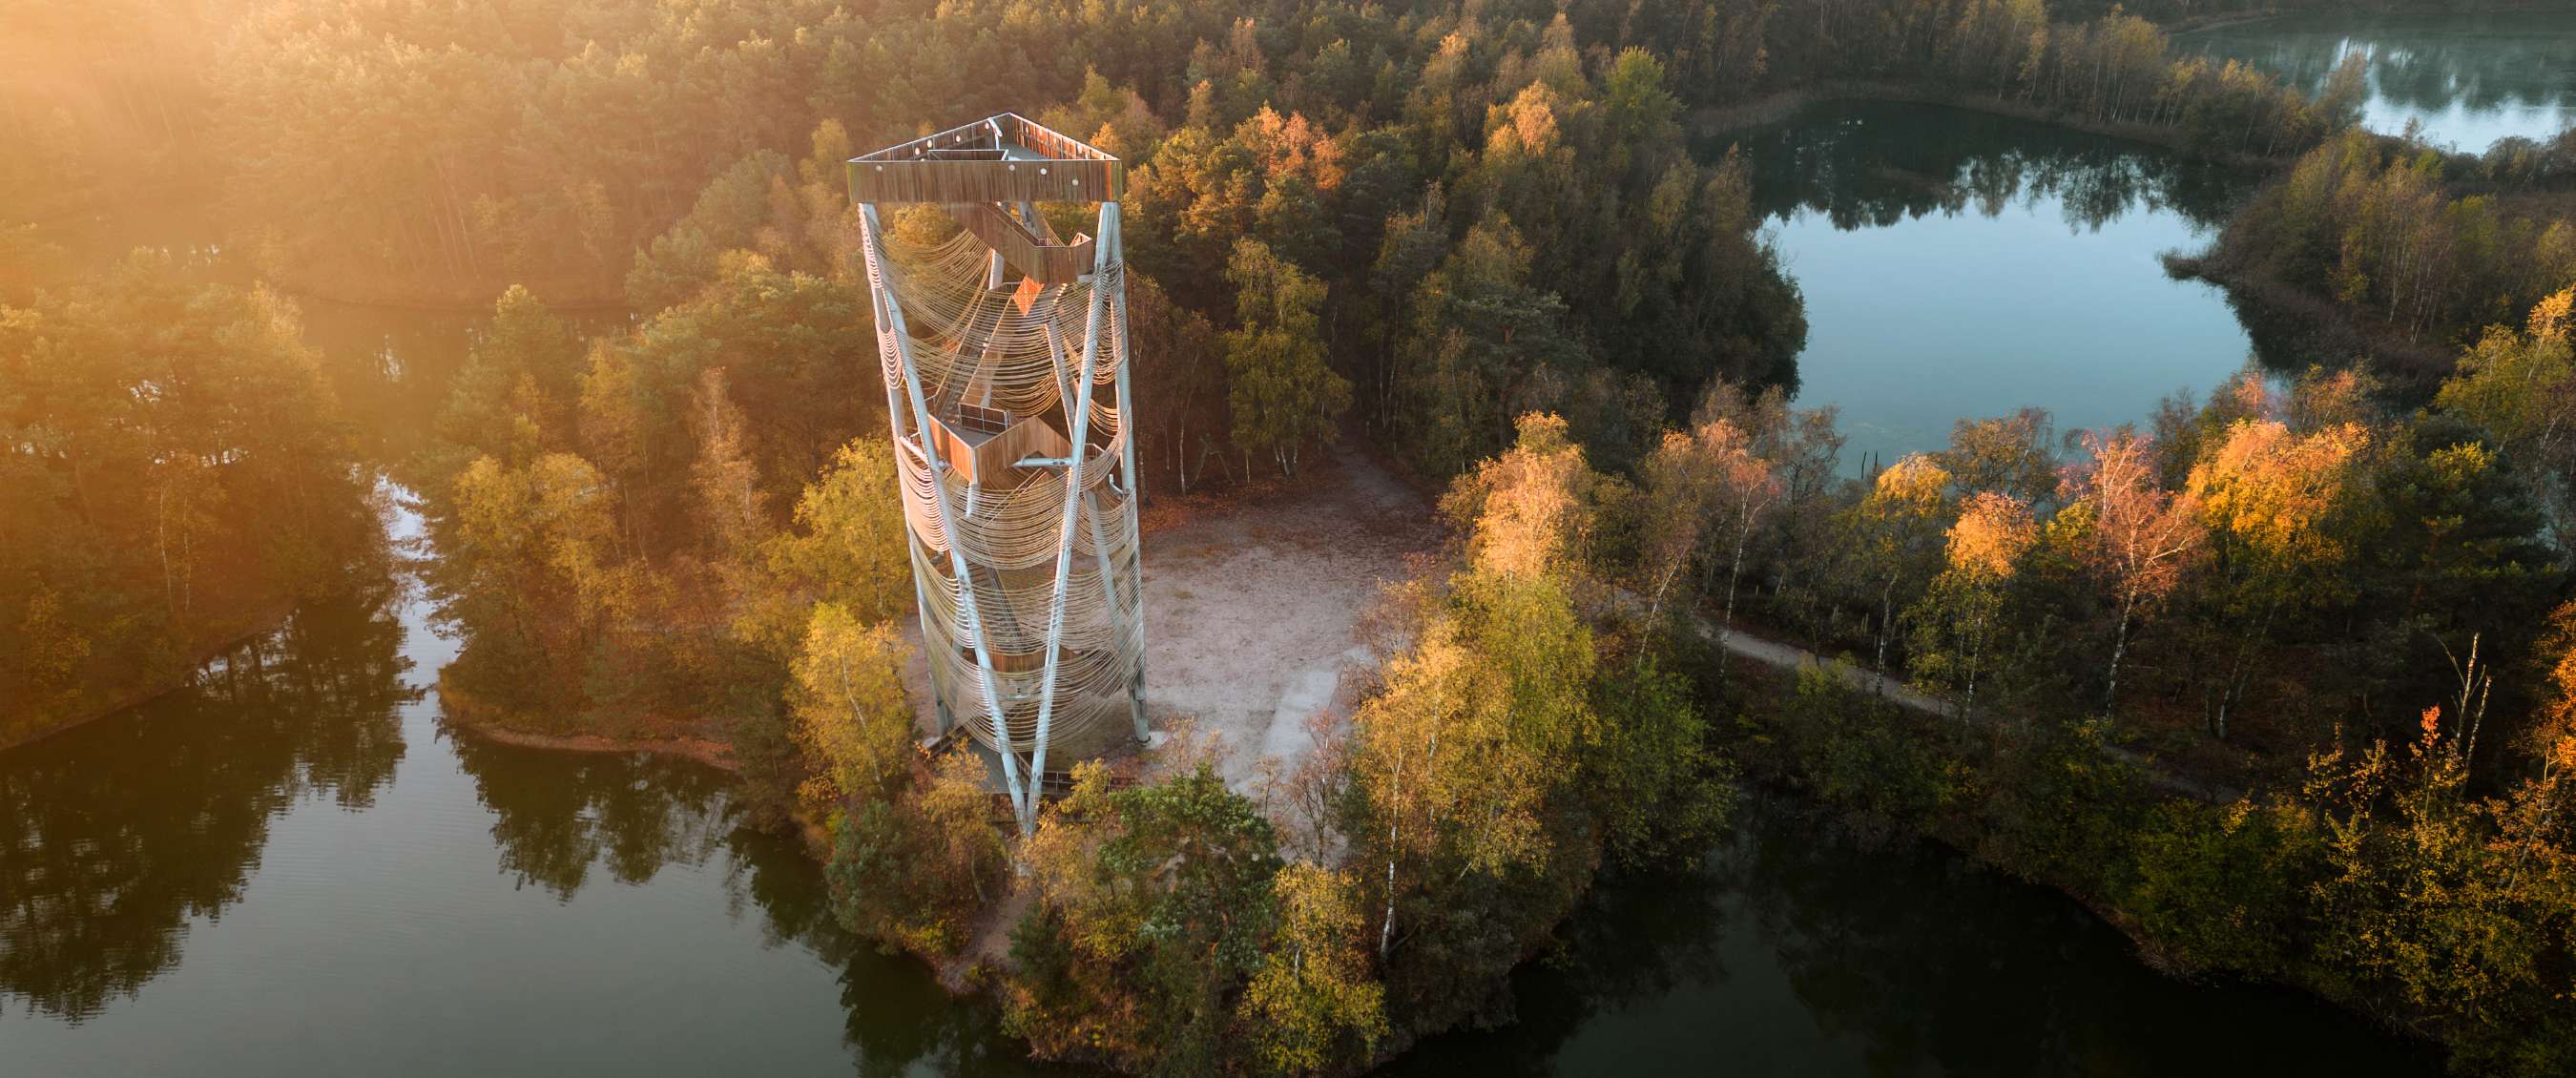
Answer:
(1722, 100, 2263, 470)
(0, 503, 1046, 1076)
(1391, 794, 2440, 1076)
(4, 107, 2445, 1075)
(2177, 10, 2576, 153)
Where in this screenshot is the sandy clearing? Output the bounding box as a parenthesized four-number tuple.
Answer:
(1137, 443, 1438, 794)
(899, 440, 1442, 798)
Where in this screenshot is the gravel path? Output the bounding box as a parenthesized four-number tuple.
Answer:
(1693, 612, 2237, 802)
(1706, 623, 1954, 715)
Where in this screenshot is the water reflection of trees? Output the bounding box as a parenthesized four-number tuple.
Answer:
(1733, 802, 2114, 1074)
(1732, 798, 2441, 1078)
(1371, 854, 1735, 1077)
(445, 736, 734, 900)
(295, 302, 627, 466)
(445, 739, 1050, 1075)
(2184, 14, 2576, 145)
(1372, 794, 2441, 1077)
(295, 301, 480, 466)
(10, 560, 1043, 1071)
(0, 586, 411, 1022)
(1730, 101, 2253, 234)
(718, 828, 1057, 1078)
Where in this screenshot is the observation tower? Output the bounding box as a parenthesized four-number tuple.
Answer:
(846, 115, 1145, 834)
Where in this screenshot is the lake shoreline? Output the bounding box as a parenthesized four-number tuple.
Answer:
(430, 673, 764, 778)
(436, 712, 739, 771)
(1703, 86, 2479, 389)
(430, 675, 848, 873)
(1687, 80, 2286, 167)
(2162, 0, 2576, 39)
(0, 595, 301, 754)
(2162, 252, 2460, 384)
(431, 677, 1057, 1050)
(1722, 653, 2456, 1063)
(431, 666, 1544, 1076)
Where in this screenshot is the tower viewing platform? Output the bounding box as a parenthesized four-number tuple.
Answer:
(847, 114, 1145, 835)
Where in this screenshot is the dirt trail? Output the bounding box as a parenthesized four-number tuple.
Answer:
(1692, 612, 2240, 802)
(1710, 625, 1952, 714)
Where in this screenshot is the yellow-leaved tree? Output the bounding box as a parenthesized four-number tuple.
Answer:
(1906, 489, 2037, 720)
(788, 602, 914, 817)
(1244, 864, 1388, 1074)
(2186, 417, 2369, 739)
(1845, 452, 1956, 669)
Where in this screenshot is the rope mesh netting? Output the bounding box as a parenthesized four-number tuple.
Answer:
(866, 208, 1142, 757)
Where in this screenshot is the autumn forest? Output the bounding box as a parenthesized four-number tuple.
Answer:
(10, 1, 2576, 1076)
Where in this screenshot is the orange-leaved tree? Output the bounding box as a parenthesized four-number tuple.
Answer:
(2063, 428, 2204, 715)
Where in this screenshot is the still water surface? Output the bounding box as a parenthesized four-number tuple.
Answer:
(0, 505, 1041, 1076)
(1396, 795, 2439, 1077)
(2178, 10, 2576, 153)
(1725, 100, 2260, 470)
(0, 552, 2443, 1076)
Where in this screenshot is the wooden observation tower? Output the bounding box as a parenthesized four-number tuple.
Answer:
(846, 115, 1145, 834)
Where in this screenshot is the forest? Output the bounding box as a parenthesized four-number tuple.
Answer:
(8, 0, 2367, 303)
(7, 0, 2391, 748)
(2186, 123, 2576, 377)
(0, 256, 384, 745)
(8, 0, 2576, 1074)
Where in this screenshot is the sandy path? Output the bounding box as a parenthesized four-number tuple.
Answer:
(1711, 625, 1952, 715)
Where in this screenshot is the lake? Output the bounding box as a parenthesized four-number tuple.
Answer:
(0, 499, 1048, 1077)
(1392, 795, 2438, 1077)
(1719, 99, 2263, 470)
(2176, 10, 2576, 153)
